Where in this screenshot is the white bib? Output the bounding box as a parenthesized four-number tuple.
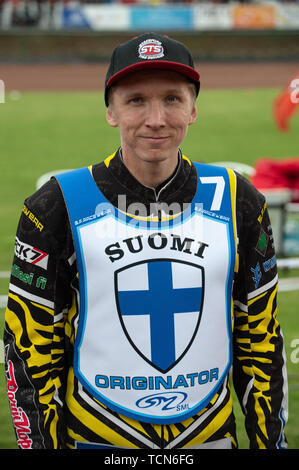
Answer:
(56, 161, 237, 424)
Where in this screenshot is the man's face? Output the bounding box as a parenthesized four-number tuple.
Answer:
(106, 69, 198, 171)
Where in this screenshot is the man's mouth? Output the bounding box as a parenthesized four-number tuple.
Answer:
(140, 136, 169, 142)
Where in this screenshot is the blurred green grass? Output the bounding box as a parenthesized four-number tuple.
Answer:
(0, 88, 298, 449)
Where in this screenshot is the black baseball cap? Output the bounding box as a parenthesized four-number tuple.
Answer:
(104, 33, 200, 106)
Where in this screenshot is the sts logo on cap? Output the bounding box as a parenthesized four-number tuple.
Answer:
(138, 39, 164, 60)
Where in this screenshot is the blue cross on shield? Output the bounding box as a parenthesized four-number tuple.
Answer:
(115, 259, 204, 373)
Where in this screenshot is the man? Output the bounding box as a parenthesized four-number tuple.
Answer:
(4, 33, 288, 449)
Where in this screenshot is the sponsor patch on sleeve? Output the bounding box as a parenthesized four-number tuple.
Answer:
(255, 228, 268, 257)
(15, 236, 49, 270)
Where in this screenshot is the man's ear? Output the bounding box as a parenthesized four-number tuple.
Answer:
(106, 106, 119, 128)
(189, 104, 198, 126)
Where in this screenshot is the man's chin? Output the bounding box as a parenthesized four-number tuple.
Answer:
(138, 148, 176, 164)
(122, 144, 178, 166)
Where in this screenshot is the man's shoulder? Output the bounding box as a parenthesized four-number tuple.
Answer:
(21, 176, 68, 236)
(190, 161, 265, 216)
(234, 170, 265, 206)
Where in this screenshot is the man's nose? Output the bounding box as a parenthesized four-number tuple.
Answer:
(145, 101, 166, 128)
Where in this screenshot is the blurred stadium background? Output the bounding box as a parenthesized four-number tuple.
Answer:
(0, 0, 299, 449)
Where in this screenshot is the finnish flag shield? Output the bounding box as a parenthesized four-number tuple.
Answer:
(115, 259, 204, 373)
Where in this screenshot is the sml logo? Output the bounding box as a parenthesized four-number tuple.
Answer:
(136, 391, 188, 412)
(0, 79, 4, 104)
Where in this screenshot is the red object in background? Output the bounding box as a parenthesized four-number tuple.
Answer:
(273, 71, 299, 132)
(251, 157, 299, 202)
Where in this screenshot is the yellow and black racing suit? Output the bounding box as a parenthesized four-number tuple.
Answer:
(4, 150, 288, 449)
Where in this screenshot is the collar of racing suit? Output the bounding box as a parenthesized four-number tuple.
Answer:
(91, 147, 197, 219)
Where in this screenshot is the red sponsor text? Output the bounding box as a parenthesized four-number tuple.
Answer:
(6, 360, 33, 449)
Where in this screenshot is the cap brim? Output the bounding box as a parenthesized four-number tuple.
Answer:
(106, 61, 200, 88)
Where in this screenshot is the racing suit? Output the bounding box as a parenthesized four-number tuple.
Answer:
(4, 149, 288, 449)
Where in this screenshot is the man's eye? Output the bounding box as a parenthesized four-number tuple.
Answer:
(167, 96, 178, 103)
(130, 97, 142, 104)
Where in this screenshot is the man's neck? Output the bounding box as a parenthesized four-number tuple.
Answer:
(120, 149, 180, 189)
